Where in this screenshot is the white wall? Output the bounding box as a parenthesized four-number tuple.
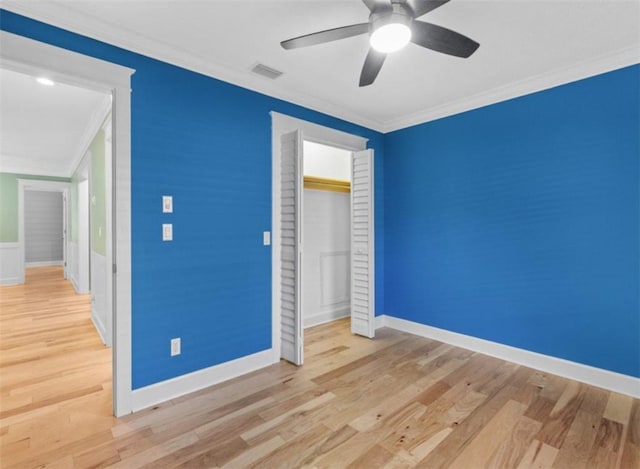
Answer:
(304, 141, 351, 180)
(302, 142, 352, 328)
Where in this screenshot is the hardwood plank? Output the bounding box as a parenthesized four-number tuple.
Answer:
(553, 409, 602, 469)
(586, 417, 624, 468)
(620, 399, 640, 469)
(347, 443, 394, 467)
(2, 266, 638, 469)
(536, 380, 586, 448)
(486, 415, 542, 468)
(448, 399, 528, 468)
(603, 392, 634, 424)
(516, 439, 559, 468)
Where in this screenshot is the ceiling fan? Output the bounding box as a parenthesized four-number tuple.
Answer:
(281, 0, 479, 87)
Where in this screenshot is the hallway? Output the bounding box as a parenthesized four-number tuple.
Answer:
(0, 266, 114, 467)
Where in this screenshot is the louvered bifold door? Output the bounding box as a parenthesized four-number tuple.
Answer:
(280, 130, 304, 365)
(351, 149, 375, 338)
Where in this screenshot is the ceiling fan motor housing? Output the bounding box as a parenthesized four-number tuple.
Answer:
(369, 2, 414, 35)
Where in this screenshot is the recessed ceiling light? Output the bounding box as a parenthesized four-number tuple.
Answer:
(36, 77, 55, 86)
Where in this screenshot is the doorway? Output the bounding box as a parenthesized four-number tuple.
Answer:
(301, 141, 352, 329)
(271, 112, 376, 366)
(1, 30, 134, 416)
(24, 189, 65, 269)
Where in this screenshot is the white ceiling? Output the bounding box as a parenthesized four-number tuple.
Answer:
(2, 0, 639, 133)
(0, 68, 109, 177)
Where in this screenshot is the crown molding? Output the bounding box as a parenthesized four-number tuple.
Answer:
(0, 152, 70, 178)
(0, 1, 387, 132)
(2, 1, 638, 135)
(380, 46, 640, 132)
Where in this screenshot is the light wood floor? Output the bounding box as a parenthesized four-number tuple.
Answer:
(1, 267, 638, 468)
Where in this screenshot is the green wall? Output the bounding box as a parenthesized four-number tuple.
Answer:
(0, 173, 70, 243)
(90, 129, 106, 256)
(69, 128, 107, 254)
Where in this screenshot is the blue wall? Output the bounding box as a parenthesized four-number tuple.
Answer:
(0, 10, 385, 388)
(3, 9, 637, 385)
(385, 65, 639, 377)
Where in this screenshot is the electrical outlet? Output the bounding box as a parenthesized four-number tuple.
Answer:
(171, 338, 181, 356)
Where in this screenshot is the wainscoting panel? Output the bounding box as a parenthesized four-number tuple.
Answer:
(0, 243, 21, 285)
(91, 250, 108, 345)
(320, 251, 350, 306)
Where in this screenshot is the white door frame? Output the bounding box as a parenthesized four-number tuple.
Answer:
(1, 31, 135, 417)
(18, 180, 70, 276)
(271, 112, 369, 362)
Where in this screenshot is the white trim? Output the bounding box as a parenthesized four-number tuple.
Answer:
(25, 260, 63, 267)
(271, 112, 368, 363)
(382, 46, 640, 132)
(1, 31, 135, 417)
(92, 308, 108, 345)
(376, 315, 640, 399)
(271, 112, 369, 151)
(18, 179, 70, 285)
(103, 114, 113, 348)
(131, 349, 274, 412)
(3, 2, 638, 133)
(0, 1, 383, 132)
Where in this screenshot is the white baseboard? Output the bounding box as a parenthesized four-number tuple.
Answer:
(304, 307, 349, 329)
(91, 310, 107, 346)
(376, 314, 640, 398)
(131, 349, 276, 412)
(0, 276, 21, 286)
(25, 260, 63, 267)
(375, 314, 385, 330)
(70, 275, 89, 295)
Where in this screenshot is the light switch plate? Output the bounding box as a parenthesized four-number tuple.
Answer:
(162, 195, 173, 213)
(171, 338, 181, 356)
(263, 231, 271, 246)
(162, 223, 173, 241)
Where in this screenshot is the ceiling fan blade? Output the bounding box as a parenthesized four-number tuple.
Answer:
(362, 0, 393, 13)
(407, 0, 451, 18)
(359, 49, 386, 87)
(411, 21, 479, 58)
(281, 23, 369, 50)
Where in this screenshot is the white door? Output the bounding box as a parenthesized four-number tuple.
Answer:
(279, 130, 304, 365)
(350, 149, 375, 338)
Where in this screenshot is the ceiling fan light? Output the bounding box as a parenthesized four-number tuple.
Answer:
(370, 23, 411, 53)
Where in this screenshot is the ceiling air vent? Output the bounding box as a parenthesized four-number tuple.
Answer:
(250, 63, 283, 80)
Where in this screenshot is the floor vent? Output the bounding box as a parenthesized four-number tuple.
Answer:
(250, 63, 283, 80)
